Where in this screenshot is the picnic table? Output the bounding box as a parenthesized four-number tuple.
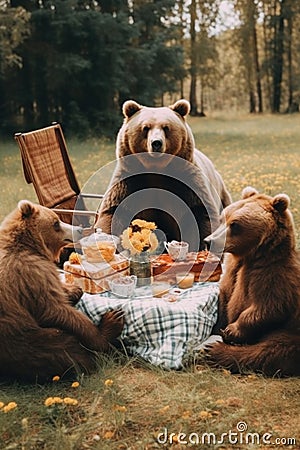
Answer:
(76, 281, 219, 369)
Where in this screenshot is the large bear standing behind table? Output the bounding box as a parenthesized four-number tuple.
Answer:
(204, 187, 300, 377)
(0, 200, 123, 382)
(95, 100, 231, 251)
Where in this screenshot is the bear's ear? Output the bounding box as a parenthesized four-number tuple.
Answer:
(18, 200, 38, 219)
(170, 99, 190, 118)
(272, 194, 290, 214)
(122, 100, 142, 119)
(242, 186, 258, 199)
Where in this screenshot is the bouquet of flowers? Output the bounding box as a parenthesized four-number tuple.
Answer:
(120, 219, 158, 255)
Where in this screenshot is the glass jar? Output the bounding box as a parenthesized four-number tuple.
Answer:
(129, 252, 152, 287)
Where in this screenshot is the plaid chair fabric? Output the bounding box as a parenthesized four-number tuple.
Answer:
(15, 123, 100, 226)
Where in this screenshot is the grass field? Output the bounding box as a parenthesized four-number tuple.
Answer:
(0, 114, 300, 449)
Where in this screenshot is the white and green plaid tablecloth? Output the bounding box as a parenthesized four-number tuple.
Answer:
(76, 282, 219, 369)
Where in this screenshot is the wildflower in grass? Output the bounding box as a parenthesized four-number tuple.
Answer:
(21, 418, 29, 429)
(199, 410, 212, 419)
(63, 397, 78, 406)
(0, 401, 4, 409)
(52, 375, 60, 382)
(71, 381, 80, 388)
(44, 396, 63, 407)
(171, 434, 179, 444)
(104, 379, 114, 387)
(44, 398, 54, 407)
(103, 430, 114, 439)
(114, 404, 127, 412)
(181, 410, 191, 420)
(3, 402, 17, 413)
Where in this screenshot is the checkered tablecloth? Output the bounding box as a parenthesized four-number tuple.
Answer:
(76, 282, 219, 369)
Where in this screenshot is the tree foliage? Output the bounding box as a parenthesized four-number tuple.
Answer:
(0, 0, 300, 137)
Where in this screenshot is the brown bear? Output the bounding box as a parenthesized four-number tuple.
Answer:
(0, 200, 124, 382)
(95, 100, 231, 251)
(204, 187, 300, 377)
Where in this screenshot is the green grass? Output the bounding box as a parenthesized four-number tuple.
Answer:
(1, 114, 300, 449)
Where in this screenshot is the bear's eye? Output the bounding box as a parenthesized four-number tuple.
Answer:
(143, 126, 150, 134)
(163, 126, 169, 133)
(229, 221, 240, 234)
(53, 220, 61, 232)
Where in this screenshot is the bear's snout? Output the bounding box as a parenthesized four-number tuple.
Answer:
(60, 221, 83, 243)
(151, 139, 163, 152)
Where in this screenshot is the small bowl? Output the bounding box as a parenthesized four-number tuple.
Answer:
(176, 272, 195, 289)
(109, 275, 137, 297)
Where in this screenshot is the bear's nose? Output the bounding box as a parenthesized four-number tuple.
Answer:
(151, 139, 163, 152)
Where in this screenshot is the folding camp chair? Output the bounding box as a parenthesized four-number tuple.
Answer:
(14, 123, 103, 229)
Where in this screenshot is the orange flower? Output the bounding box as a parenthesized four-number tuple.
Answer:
(104, 430, 114, 439)
(63, 397, 78, 406)
(3, 402, 17, 413)
(199, 410, 212, 419)
(114, 404, 127, 412)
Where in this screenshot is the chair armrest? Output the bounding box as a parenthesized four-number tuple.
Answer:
(53, 208, 98, 216)
(80, 193, 104, 199)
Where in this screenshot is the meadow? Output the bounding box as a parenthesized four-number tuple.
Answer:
(0, 114, 299, 449)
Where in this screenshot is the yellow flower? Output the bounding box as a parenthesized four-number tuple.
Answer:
(131, 219, 156, 230)
(103, 430, 114, 439)
(199, 410, 212, 419)
(71, 381, 80, 388)
(0, 401, 4, 409)
(44, 396, 63, 407)
(3, 402, 17, 413)
(21, 418, 29, 429)
(104, 379, 114, 387)
(114, 404, 127, 412)
(182, 410, 191, 419)
(52, 375, 60, 382)
(171, 434, 179, 443)
(44, 398, 54, 407)
(63, 397, 78, 406)
(121, 219, 158, 254)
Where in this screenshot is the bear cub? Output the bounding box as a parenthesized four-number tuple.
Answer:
(0, 200, 123, 382)
(204, 187, 300, 377)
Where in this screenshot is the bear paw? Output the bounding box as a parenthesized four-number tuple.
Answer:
(98, 309, 125, 343)
(221, 322, 244, 344)
(64, 285, 83, 306)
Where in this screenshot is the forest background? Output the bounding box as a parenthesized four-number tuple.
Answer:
(1, 0, 300, 138)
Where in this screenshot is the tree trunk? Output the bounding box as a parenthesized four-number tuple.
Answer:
(252, 21, 263, 112)
(272, 0, 285, 113)
(249, 90, 256, 113)
(199, 77, 206, 116)
(262, 2, 272, 111)
(189, 0, 198, 115)
(179, 0, 185, 99)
